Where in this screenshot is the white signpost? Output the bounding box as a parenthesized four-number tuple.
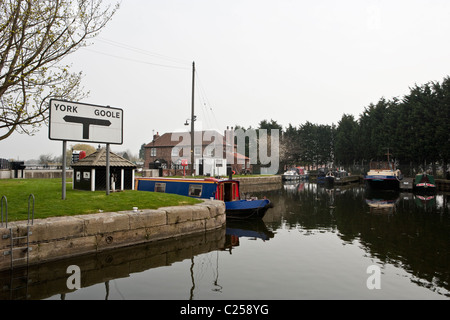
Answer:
(49, 99, 123, 144)
(49, 99, 124, 199)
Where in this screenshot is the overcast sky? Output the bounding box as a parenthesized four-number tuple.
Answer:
(2, 0, 450, 161)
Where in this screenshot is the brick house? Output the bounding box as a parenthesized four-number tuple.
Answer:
(144, 130, 251, 176)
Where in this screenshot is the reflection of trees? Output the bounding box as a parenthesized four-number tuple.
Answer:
(253, 183, 450, 297)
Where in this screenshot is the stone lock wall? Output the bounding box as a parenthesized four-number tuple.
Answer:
(0, 200, 225, 271)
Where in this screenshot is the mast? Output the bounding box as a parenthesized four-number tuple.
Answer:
(191, 61, 195, 175)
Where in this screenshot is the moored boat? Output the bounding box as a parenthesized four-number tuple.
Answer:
(364, 155, 403, 190)
(325, 171, 335, 184)
(134, 177, 272, 219)
(413, 173, 436, 194)
(282, 169, 300, 181)
(225, 198, 272, 219)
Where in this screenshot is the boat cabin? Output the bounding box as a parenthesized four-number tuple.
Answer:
(134, 177, 241, 202)
(369, 161, 395, 171)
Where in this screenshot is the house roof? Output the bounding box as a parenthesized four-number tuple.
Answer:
(71, 148, 136, 168)
(145, 130, 225, 148)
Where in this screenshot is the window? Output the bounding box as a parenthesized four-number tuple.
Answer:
(194, 146, 202, 156)
(205, 147, 214, 157)
(150, 148, 157, 156)
(171, 147, 180, 157)
(188, 184, 203, 197)
(155, 183, 166, 193)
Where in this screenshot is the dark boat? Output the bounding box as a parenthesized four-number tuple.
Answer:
(325, 171, 335, 185)
(134, 177, 272, 219)
(413, 173, 437, 194)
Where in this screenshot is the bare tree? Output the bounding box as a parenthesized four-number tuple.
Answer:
(0, 0, 119, 140)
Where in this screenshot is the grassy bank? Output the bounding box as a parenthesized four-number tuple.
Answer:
(0, 179, 201, 222)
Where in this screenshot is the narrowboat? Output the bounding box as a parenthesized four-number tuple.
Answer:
(413, 173, 436, 194)
(134, 177, 272, 219)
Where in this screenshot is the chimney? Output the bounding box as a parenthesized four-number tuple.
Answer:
(153, 132, 160, 141)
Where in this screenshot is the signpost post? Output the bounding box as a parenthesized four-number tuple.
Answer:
(49, 99, 123, 199)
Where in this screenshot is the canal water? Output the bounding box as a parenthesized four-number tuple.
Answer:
(1, 181, 449, 300)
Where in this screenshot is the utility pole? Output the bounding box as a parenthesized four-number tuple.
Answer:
(191, 61, 195, 175)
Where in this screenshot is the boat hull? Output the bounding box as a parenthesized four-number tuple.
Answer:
(413, 174, 437, 194)
(135, 177, 272, 219)
(225, 199, 272, 219)
(282, 175, 300, 181)
(364, 176, 401, 190)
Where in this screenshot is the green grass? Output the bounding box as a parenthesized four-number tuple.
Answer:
(0, 179, 201, 222)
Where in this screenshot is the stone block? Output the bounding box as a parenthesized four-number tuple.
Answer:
(34, 236, 98, 264)
(19, 216, 85, 243)
(127, 209, 167, 229)
(192, 206, 211, 221)
(165, 206, 193, 224)
(0, 227, 12, 250)
(81, 212, 130, 235)
(94, 228, 149, 250)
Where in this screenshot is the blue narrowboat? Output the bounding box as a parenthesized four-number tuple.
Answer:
(134, 177, 272, 219)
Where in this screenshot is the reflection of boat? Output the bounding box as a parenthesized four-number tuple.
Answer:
(364, 153, 403, 190)
(365, 198, 397, 214)
(414, 193, 436, 210)
(226, 219, 275, 241)
(364, 190, 399, 214)
(224, 219, 275, 252)
(413, 173, 436, 194)
(282, 169, 300, 181)
(135, 177, 271, 219)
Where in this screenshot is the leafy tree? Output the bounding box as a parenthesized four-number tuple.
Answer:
(281, 123, 301, 167)
(139, 143, 146, 160)
(39, 153, 55, 166)
(358, 98, 395, 161)
(0, 0, 119, 141)
(432, 77, 450, 173)
(335, 114, 358, 166)
(258, 119, 283, 132)
(298, 121, 318, 167)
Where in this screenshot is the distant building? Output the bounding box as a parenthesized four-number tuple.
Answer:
(143, 130, 251, 176)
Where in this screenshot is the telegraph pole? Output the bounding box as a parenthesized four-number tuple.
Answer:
(190, 61, 195, 175)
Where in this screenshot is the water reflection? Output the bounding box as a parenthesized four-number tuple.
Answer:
(224, 219, 275, 254)
(364, 189, 400, 215)
(1, 181, 449, 299)
(0, 227, 226, 300)
(255, 182, 450, 297)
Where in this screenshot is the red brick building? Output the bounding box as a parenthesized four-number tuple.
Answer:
(144, 130, 251, 176)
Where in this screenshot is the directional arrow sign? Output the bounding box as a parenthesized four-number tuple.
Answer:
(49, 99, 123, 144)
(63, 116, 112, 139)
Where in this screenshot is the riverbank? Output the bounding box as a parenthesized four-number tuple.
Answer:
(0, 199, 225, 271)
